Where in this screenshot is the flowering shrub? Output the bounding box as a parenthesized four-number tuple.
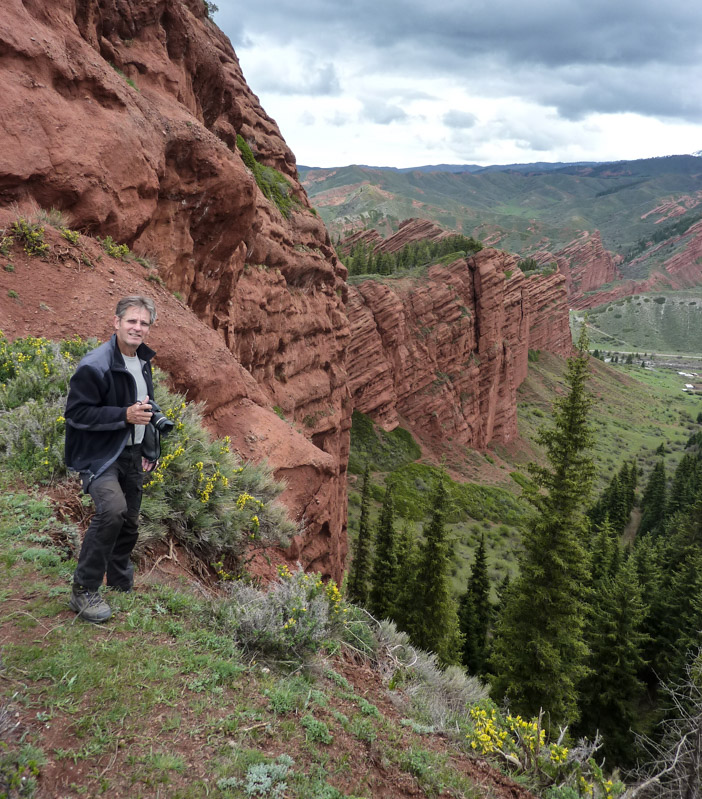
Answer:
(214, 566, 350, 660)
(0, 333, 94, 481)
(135, 376, 296, 561)
(10, 218, 50, 256)
(465, 699, 623, 797)
(98, 235, 130, 260)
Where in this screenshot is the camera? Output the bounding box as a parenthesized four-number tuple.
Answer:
(149, 400, 174, 436)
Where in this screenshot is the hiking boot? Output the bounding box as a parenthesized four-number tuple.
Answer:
(69, 585, 112, 623)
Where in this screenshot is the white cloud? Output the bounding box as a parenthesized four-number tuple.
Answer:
(214, 0, 702, 167)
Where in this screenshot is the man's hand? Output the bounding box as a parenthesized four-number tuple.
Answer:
(126, 396, 153, 425)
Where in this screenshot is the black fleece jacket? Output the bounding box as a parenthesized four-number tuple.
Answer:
(64, 334, 155, 486)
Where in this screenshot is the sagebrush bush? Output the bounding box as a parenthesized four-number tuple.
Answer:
(212, 566, 349, 660)
(376, 619, 488, 729)
(140, 375, 296, 560)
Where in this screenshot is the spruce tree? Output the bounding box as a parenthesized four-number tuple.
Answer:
(578, 557, 648, 766)
(667, 453, 702, 517)
(347, 464, 373, 606)
(459, 534, 491, 674)
(491, 329, 595, 726)
(639, 458, 667, 537)
(410, 477, 463, 665)
(589, 517, 617, 583)
(392, 522, 418, 633)
(368, 483, 398, 620)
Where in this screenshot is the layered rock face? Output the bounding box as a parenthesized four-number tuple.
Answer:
(533, 231, 620, 307)
(346, 250, 571, 450)
(0, 0, 349, 580)
(545, 223, 702, 309)
(0, 0, 578, 583)
(375, 218, 450, 253)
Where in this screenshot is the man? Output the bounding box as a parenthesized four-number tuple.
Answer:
(64, 296, 158, 622)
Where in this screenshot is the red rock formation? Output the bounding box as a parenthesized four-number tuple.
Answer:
(376, 218, 450, 253)
(661, 219, 702, 286)
(338, 229, 383, 255)
(533, 231, 620, 305)
(0, 0, 349, 581)
(0, 0, 579, 585)
(567, 221, 702, 309)
(346, 250, 571, 451)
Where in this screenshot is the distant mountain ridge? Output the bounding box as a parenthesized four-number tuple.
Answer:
(299, 160, 605, 176)
(301, 154, 702, 312)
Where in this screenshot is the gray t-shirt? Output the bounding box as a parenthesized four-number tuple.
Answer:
(123, 354, 148, 445)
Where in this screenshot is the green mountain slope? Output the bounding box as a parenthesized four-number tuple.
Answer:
(573, 291, 702, 354)
(301, 155, 702, 258)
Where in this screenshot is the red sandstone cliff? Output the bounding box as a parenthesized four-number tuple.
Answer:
(346, 250, 571, 451)
(0, 0, 349, 580)
(0, 0, 577, 584)
(533, 231, 620, 307)
(376, 218, 450, 253)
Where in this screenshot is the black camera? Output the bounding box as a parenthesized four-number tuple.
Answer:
(149, 400, 175, 436)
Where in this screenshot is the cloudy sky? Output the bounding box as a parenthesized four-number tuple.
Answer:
(214, 0, 702, 169)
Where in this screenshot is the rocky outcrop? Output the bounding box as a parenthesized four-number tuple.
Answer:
(339, 228, 383, 255)
(0, 0, 349, 581)
(660, 219, 702, 286)
(565, 221, 702, 309)
(0, 0, 579, 584)
(533, 231, 620, 306)
(376, 218, 450, 253)
(346, 249, 571, 450)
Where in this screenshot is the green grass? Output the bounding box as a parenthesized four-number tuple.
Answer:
(347, 410, 422, 474)
(0, 504, 494, 797)
(573, 292, 702, 354)
(516, 350, 702, 494)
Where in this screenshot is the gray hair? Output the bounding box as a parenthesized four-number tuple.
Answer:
(115, 296, 157, 325)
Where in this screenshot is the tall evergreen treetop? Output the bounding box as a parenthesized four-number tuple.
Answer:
(368, 483, 398, 620)
(491, 329, 595, 726)
(347, 464, 373, 606)
(639, 458, 667, 537)
(460, 534, 492, 675)
(410, 477, 463, 666)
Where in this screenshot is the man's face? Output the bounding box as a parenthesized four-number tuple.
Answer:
(114, 306, 152, 356)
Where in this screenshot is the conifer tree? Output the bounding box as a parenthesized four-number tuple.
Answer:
(368, 483, 398, 620)
(639, 458, 667, 537)
(667, 452, 702, 517)
(410, 477, 463, 665)
(459, 534, 492, 674)
(347, 464, 373, 606)
(392, 522, 419, 633)
(660, 500, 702, 683)
(491, 329, 595, 726)
(578, 557, 648, 766)
(589, 517, 617, 583)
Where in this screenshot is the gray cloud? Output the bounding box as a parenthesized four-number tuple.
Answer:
(218, 0, 702, 123)
(443, 110, 477, 129)
(360, 99, 408, 125)
(242, 55, 341, 96)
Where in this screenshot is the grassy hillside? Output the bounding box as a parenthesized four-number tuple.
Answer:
(572, 292, 702, 355)
(0, 337, 626, 799)
(347, 350, 702, 605)
(302, 156, 702, 258)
